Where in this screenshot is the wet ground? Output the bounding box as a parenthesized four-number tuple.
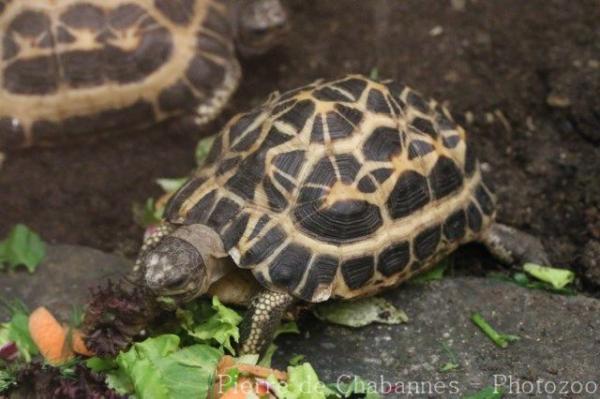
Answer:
(1, 0, 599, 290)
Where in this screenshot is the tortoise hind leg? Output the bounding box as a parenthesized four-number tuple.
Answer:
(480, 223, 550, 265)
(238, 290, 296, 356)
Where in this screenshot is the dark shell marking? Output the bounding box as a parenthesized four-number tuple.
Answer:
(167, 75, 495, 301)
(0, 0, 239, 148)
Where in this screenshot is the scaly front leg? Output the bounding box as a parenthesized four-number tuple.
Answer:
(238, 290, 296, 356)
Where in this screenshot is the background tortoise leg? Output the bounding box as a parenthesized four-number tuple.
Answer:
(238, 290, 296, 356)
(133, 222, 176, 274)
(480, 223, 550, 265)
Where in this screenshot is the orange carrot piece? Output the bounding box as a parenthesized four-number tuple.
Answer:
(219, 387, 247, 399)
(28, 307, 73, 365)
(218, 354, 287, 380)
(70, 328, 94, 357)
(235, 363, 287, 381)
(220, 377, 255, 399)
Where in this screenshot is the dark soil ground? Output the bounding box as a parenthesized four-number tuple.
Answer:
(1, 1, 599, 290)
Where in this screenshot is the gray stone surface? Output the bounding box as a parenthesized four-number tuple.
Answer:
(0, 244, 130, 322)
(3, 246, 599, 398)
(583, 240, 600, 286)
(273, 278, 600, 398)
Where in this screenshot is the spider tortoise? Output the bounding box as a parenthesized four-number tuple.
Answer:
(0, 0, 287, 149)
(138, 75, 549, 355)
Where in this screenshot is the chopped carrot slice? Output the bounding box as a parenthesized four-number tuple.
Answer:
(70, 328, 94, 357)
(230, 361, 287, 381)
(219, 387, 247, 399)
(28, 307, 73, 365)
(220, 377, 260, 399)
(214, 356, 284, 398)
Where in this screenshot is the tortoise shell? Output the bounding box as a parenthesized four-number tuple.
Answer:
(165, 75, 497, 302)
(0, 0, 239, 148)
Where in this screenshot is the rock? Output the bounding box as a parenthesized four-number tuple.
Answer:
(273, 278, 600, 397)
(583, 240, 600, 286)
(0, 245, 131, 322)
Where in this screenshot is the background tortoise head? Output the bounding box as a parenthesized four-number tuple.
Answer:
(233, 0, 288, 56)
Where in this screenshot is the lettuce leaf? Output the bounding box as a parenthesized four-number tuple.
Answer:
(0, 224, 45, 273)
(89, 335, 222, 399)
(155, 177, 188, 193)
(523, 263, 574, 289)
(0, 369, 16, 393)
(195, 136, 216, 166)
(258, 321, 300, 367)
(178, 297, 242, 354)
(0, 303, 38, 362)
(313, 297, 408, 327)
(268, 362, 336, 399)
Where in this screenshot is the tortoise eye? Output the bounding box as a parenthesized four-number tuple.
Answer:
(164, 274, 187, 290)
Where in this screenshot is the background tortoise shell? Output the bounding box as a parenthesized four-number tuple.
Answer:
(165, 75, 497, 302)
(0, 0, 239, 148)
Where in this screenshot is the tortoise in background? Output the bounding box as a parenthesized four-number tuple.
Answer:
(0, 0, 287, 149)
(138, 75, 549, 355)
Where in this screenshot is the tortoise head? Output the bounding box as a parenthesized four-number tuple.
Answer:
(142, 224, 229, 305)
(143, 236, 208, 304)
(233, 0, 288, 56)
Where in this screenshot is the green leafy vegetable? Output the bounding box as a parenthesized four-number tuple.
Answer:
(0, 224, 45, 273)
(314, 297, 408, 327)
(439, 362, 459, 372)
(268, 362, 336, 399)
(439, 341, 459, 372)
(411, 258, 450, 284)
(156, 177, 188, 193)
(235, 353, 259, 366)
(0, 302, 38, 362)
(488, 272, 575, 295)
(369, 67, 380, 81)
(0, 369, 16, 393)
(132, 198, 164, 227)
(258, 321, 300, 367)
(57, 358, 79, 378)
(259, 344, 278, 368)
(104, 368, 135, 395)
(471, 313, 519, 348)
(86, 356, 118, 373)
(95, 335, 222, 399)
(179, 297, 242, 354)
(157, 296, 177, 308)
(463, 386, 504, 399)
(221, 367, 240, 392)
(288, 354, 305, 366)
(195, 136, 216, 166)
(87, 357, 134, 395)
(275, 321, 300, 337)
(69, 304, 85, 328)
(523, 263, 574, 289)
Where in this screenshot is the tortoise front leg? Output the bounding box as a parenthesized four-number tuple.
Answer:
(481, 223, 550, 265)
(238, 290, 296, 356)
